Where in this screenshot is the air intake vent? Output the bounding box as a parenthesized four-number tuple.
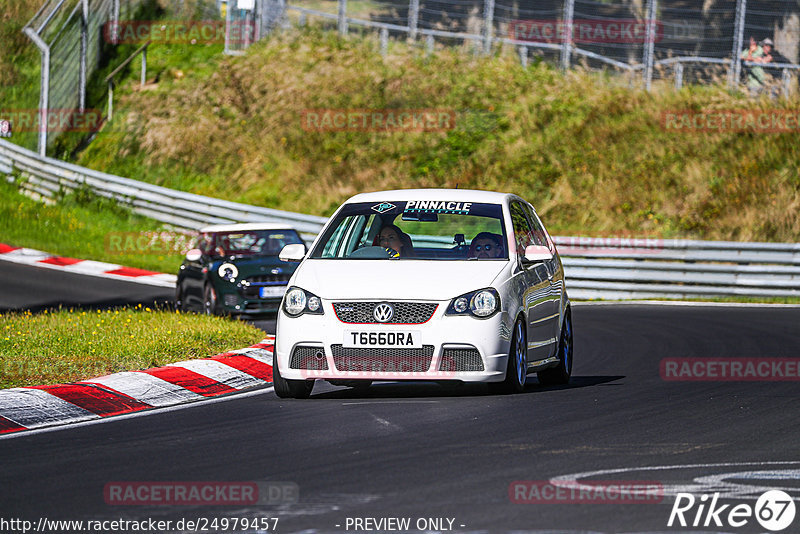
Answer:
(290, 346, 328, 370)
(439, 348, 484, 372)
(331, 345, 435, 373)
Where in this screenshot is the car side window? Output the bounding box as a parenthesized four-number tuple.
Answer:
(521, 203, 551, 251)
(510, 202, 535, 256)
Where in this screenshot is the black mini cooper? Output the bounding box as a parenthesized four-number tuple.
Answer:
(176, 223, 305, 316)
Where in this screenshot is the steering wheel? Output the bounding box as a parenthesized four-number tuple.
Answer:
(348, 246, 399, 259)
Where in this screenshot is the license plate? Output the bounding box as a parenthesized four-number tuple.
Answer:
(259, 285, 286, 298)
(343, 330, 422, 349)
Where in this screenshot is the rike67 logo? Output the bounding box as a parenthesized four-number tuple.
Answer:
(668, 490, 796, 531)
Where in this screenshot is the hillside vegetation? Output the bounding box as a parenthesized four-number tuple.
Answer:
(76, 27, 800, 241)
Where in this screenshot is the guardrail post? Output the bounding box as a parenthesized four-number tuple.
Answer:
(729, 0, 746, 88)
(560, 0, 574, 70)
(338, 0, 348, 36)
(425, 34, 434, 55)
(298, 11, 306, 27)
(643, 0, 657, 91)
(408, 0, 419, 41)
(379, 28, 388, 57)
(674, 62, 683, 90)
(483, 0, 495, 55)
(141, 45, 147, 86)
(782, 68, 791, 97)
(518, 45, 528, 68)
(24, 28, 49, 157)
(107, 81, 114, 122)
(79, 0, 88, 111)
(224, 0, 233, 54)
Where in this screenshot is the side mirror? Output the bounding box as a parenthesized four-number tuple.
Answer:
(279, 243, 306, 262)
(185, 248, 203, 262)
(522, 244, 552, 264)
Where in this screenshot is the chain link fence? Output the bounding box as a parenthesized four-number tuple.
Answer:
(238, 0, 800, 93)
(23, 0, 223, 156)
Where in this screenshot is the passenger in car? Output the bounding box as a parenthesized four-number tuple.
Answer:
(468, 232, 503, 259)
(376, 224, 416, 257)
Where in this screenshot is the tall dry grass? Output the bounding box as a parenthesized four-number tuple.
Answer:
(78, 27, 800, 241)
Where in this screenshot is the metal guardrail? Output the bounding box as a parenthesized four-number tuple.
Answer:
(0, 138, 328, 239)
(1, 137, 799, 300)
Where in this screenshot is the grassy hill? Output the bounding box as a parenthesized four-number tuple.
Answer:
(56, 26, 800, 242)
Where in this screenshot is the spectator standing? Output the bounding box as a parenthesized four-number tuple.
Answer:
(741, 36, 765, 95)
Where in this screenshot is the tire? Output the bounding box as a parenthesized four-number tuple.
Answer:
(490, 318, 527, 394)
(203, 284, 218, 316)
(273, 356, 314, 399)
(175, 286, 188, 312)
(538, 308, 573, 386)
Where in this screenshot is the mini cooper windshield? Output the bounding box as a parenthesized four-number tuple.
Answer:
(200, 230, 304, 258)
(310, 201, 508, 260)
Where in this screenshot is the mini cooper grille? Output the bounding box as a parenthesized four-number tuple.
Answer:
(332, 302, 438, 324)
(223, 294, 239, 307)
(247, 274, 292, 284)
(290, 346, 328, 370)
(331, 345, 435, 373)
(439, 348, 484, 372)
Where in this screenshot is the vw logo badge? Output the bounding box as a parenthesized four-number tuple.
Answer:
(373, 303, 394, 323)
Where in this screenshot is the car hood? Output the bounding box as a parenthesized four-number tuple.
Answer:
(292, 259, 508, 300)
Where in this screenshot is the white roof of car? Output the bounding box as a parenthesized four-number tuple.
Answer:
(344, 188, 516, 204)
(199, 222, 298, 233)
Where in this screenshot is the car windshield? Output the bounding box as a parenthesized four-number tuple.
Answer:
(200, 230, 303, 258)
(310, 201, 508, 260)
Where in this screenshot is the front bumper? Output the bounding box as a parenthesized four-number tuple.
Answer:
(218, 284, 286, 315)
(276, 300, 513, 382)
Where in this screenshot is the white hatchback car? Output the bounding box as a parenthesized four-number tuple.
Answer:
(274, 189, 572, 398)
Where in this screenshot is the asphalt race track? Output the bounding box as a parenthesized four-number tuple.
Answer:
(2, 261, 800, 533)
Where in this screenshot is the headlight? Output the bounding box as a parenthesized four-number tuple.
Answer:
(282, 287, 324, 317)
(218, 262, 238, 282)
(446, 288, 500, 318)
(470, 290, 497, 317)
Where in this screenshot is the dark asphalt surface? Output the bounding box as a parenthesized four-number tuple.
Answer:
(2, 261, 800, 534)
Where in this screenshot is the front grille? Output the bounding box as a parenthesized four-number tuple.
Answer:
(333, 302, 438, 324)
(290, 346, 328, 370)
(440, 348, 484, 372)
(331, 345, 435, 373)
(223, 294, 239, 307)
(241, 278, 289, 299)
(247, 274, 292, 284)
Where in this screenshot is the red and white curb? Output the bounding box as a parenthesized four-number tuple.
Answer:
(0, 336, 275, 435)
(0, 243, 176, 287)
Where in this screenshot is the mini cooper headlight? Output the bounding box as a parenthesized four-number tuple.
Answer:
(446, 288, 500, 318)
(283, 287, 324, 317)
(218, 262, 238, 282)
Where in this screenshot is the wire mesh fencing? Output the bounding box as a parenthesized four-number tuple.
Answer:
(22, 0, 223, 156)
(242, 0, 800, 95)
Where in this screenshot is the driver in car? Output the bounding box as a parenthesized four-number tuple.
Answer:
(468, 232, 503, 259)
(377, 225, 416, 257)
